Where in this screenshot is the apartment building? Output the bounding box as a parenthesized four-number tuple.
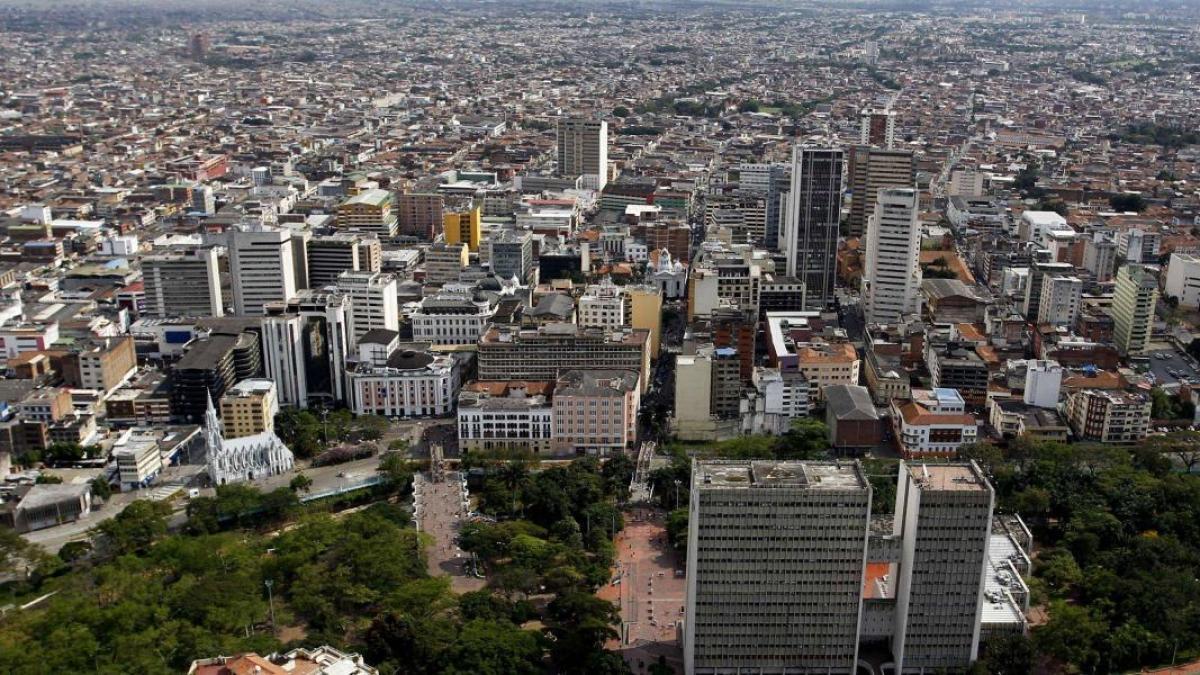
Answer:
(424, 242, 469, 285)
(863, 188, 922, 323)
(219, 378, 278, 439)
(1112, 263, 1159, 356)
(847, 147, 915, 238)
(1065, 388, 1152, 443)
(793, 341, 861, 403)
(307, 233, 381, 288)
(65, 336, 137, 393)
(336, 270, 399, 343)
(477, 324, 650, 393)
(578, 279, 627, 331)
(396, 192, 444, 239)
(1035, 274, 1082, 327)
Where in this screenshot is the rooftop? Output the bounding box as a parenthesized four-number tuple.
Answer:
(906, 463, 989, 492)
(696, 460, 868, 490)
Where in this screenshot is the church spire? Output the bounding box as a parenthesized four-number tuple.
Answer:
(204, 388, 223, 453)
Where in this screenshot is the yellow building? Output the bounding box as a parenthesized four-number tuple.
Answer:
(443, 206, 482, 252)
(628, 285, 663, 357)
(219, 379, 278, 440)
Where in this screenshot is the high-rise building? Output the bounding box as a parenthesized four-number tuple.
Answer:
(1165, 252, 1200, 310)
(424, 242, 470, 285)
(579, 279, 627, 331)
(306, 233, 381, 288)
(1035, 274, 1083, 327)
(227, 225, 297, 317)
(477, 324, 650, 392)
(1021, 259, 1073, 324)
(443, 206, 482, 252)
(396, 192, 445, 240)
(860, 108, 897, 148)
(141, 247, 224, 318)
(732, 163, 789, 250)
(892, 462, 994, 673)
(847, 146, 915, 238)
(863, 188, 922, 323)
(336, 270, 399, 343)
(261, 291, 351, 408)
(1082, 230, 1118, 282)
(556, 116, 609, 190)
(627, 285, 663, 356)
(783, 146, 843, 310)
(685, 460, 873, 675)
(188, 32, 211, 60)
(1112, 263, 1160, 355)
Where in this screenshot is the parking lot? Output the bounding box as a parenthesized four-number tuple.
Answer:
(1146, 345, 1200, 386)
(598, 508, 685, 674)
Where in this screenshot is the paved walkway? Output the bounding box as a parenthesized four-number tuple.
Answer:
(414, 471, 485, 593)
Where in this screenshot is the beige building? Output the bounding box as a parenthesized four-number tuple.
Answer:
(219, 379, 279, 440)
(552, 370, 640, 456)
(628, 285, 664, 357)
(477, 324, 651, 393)
(794, 342, 861, 403)
(424, 242, 469, 285)
(1065, 388, 1152, 444)
(337, 189, 397, 236)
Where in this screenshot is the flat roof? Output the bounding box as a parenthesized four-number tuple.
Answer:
(906, 463, 988, 491)
(697, 460, 867, 490)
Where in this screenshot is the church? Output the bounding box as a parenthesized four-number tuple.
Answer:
(203, 394, 295, 485)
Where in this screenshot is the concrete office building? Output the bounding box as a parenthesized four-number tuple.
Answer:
(1082, 231, 1118, 283)
(685, 460, 873, 675)
(732, 163, 789, 250)
(477, 324, 650, 393)
(424, 242, 469, 285)
(1021, 260, 1073, 324)
(847, 146, 915, 238)
(579, 279, 627, 331)
(141, 247, 224, 318)
(1112, 264, 1159, 355)
(1165, 252, 1200, 309)
(783, 146, 843, 310)
(336, 270, 399, 343)
(1118, 228, 1161, 265)
(227, 225, 297, 316)
(1035, 275, 1083, 327)
(557, 116, 608, 190)
(861, 108, 897, 148)
(490, 230, 534, 283)
(307, 233, 381, 288)
(1023, 360, 1063, 409)
(864, 188, 922, 324)
(892, 463, 994, 673)
(260, 291, 351, 408)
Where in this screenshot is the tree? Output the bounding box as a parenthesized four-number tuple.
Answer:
(977, 633, 1035, 675)
(443, 619, 544, 675)
(1037, 549, 1082, 596)
(1034, 601, 1106, 671)
(289, 473, 313, 494)
(90, 476, 112, 500)
(0, 527, 51, 578)
(612, 105, 630, 118)
(775, 418, 831, 459)
(665, 507, 688, 552)
(738, 99, 761, 113)
(57, 540, 93, 563)
(545, 592, 621, 671)
(1110, 192, 1147, 213)
(96, 499, 172, 554)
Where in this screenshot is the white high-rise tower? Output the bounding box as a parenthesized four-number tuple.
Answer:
(863, 188, 922, 323)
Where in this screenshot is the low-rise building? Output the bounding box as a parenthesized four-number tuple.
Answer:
(891, 388, 978, 459)
(988, 399, 1070, 443)
(347, 343, 464, 418)
(552, 369, 640, 456)
(112, 431, 165, 490)
(457, 381, 554, 454)
(824, 384, 883, 452)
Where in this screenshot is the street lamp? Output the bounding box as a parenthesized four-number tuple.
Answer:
(264, 579, 276, 633)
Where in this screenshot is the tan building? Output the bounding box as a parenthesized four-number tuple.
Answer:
(337, 189, 397, 236)
(794, 342, 861, 403)
(628, 285, 664, 357)
(478, 324, 651, 393)
(443, 206, 482, 252)
(397, 192, 444, 239)
(64, 336, 137, 393)
(424, 242, 469, 285)
(219, 379, 278, 440)
(552, 369, 640, 456)
(1065, 388, 1152, 444)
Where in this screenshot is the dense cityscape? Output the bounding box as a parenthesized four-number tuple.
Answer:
(1, 1, 1200, 673)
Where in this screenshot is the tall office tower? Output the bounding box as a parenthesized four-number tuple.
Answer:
(1112, 263, 1160, 355)
(141, 247, 224, 318)
(892, 462, 994, 673)
(306, 233, 381, 288)
(847, 146, 916, 238)
(860, 108, 897, 149)
(864, 188, 922, 324)
(443, 206, 482, 252)
(397, 192, 445, 240)
(490, 230, 534, 283)
(684, 460, 872, 675)
(227, 225, 297, 316)
(556, 116, 609, 190)
(336, 270, 399, 343)
(1036, 274, 1083, 327)
(261, 291, 351, 408)
(1021, 259, 1073, 324)
(733, 163, 789, 250)
(783, 146, 844, 310)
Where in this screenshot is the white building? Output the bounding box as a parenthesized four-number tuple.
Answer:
(260, 292, 351, 408)
(578, 279, 627, 330)
(863, 188, 922, 323)
(457, 381, 554, 454)
(203, 394, 293, 486)
(754, 368, 810, 419)
(112, 432, 164, 491)
(227, 225, 297, 316)
(1023, 360, 1063, 409)
(649, 249, 688, 299)
(410, 292, 496, 345)
(1118, 228, 1162, 264)
(337, 270, 399, 343)
(1018, 211, 1067, 244)
(1165, 252, 1200, 309)
(890, 388, 978, 458)
(347, 345, 461, 418)
(1035, 274, 1082, 327)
